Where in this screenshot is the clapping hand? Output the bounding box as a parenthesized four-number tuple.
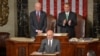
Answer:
(68, 20, 71, 26)
(63, 19, 67, 26)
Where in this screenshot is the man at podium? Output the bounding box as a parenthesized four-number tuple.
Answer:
(38, 30, 60, 54)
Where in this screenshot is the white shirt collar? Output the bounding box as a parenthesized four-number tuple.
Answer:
(65, 12, 70, 15)
(48, 39, 53, 46)
(36, 11, 40, 16)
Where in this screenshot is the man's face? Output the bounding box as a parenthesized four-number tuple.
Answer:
(35, 3, 41, 11)
(47, 31, 54, 39)
(64, 4, 70, 12)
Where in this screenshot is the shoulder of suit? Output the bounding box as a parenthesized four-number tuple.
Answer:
(30, 11, 35, 14)
(70, 11, 76, 15)
(41, 11, 46, 14)
(59, 12, 65, 15)
(30, 10, 46, 13)
(53, 39, 60, 42)
(59, 11, 76, 14)
(42, 38, 47, 42)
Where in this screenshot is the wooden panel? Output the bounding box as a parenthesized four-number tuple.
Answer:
(6, 41, 29, 56)
(29, 43, 40, 55)
(6, 41, 15, 56)
(15, 43, 29, 56)
(97, 42, 100, 56)
(6, 37, 100, 56)
(60, 43, 75, 56)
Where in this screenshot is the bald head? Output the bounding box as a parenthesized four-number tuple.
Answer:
(35, 2, 41, 11)
(47, 30, 54, 39)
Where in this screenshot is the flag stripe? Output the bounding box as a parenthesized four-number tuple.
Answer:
(46, 0, 50, 15)
(54, 0, 57, 18)
(61, 0, 64, 12)
(83, 0, 87, 19)
(76, 0, 79, 14)
(50, 0, 54, 15)
(64, 0, 68, 3)
(57, 0, 61, 16)
(42, 0, 46, 12)
(68, 0, 72, 10)
(39, 0, 87, 19)
(79, 0, 83, 16)
(72, 0, 76, 12)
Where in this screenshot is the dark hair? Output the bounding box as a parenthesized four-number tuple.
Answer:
(64, 3, 70, 6)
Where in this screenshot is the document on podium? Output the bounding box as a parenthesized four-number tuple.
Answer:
(30, 52, 57, 56)
(30, 52, 42, 55)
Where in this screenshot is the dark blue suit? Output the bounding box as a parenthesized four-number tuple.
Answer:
(57, 11, 77, 38)
(30, 11, 47, 37)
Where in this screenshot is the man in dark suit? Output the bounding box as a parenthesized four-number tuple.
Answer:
(38, 30, 60, 54)
(30, 2, 47, 38)
(57, 3, 77, 38)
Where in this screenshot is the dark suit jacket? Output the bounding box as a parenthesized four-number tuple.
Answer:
(57, 11, 77, 38)
(30, 11, 47, 37)
(38, 38, 60, 53)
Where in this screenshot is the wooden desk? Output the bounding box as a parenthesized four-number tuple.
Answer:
(73, 42, 99, 56)
(6, 35, 100, 56)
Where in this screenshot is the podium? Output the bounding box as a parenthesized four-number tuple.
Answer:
(6, 33, 100, 56)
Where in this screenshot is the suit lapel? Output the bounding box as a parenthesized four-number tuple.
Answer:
(46, 39, 48, 45)
(64, 12, 67, 19)
(46, 39, 51, 52)
(39, 11, 43, 24)
(33, 11, 38, 28)
(34, 11, 38, 23)
(68, 12, 71, 20)
(51, 39, 55, 49)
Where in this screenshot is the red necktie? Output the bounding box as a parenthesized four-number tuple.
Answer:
(36, 12, 40, 22)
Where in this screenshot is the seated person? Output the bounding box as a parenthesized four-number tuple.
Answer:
(38, 30, 60, 54)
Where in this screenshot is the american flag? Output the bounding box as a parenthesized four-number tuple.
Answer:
(39, 0, 87, 19)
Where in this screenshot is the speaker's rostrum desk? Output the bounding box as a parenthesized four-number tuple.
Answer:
(6, 33, 100, 56)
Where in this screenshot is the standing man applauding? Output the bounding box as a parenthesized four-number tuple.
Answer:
(57, 3, 77, 38)
(30, 2, 47, 38)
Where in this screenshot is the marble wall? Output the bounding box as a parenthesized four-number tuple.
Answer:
(88, 0, 94, 24)
(0, 0, 17, 37)
(86, 0, 94, 37)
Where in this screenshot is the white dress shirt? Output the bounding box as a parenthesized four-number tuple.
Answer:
(65, 12, 70, 19)
(48, 39, 53, 47)
(36, 11, 40, 17)
(65, 12, 69, 16)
